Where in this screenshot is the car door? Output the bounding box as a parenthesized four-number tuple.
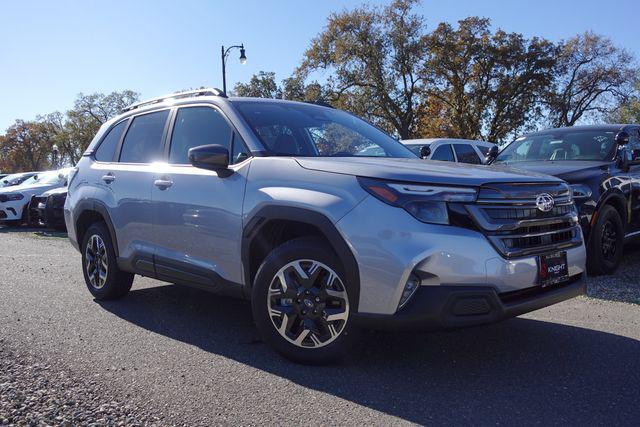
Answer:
(151, 105, 251, 289)
(625, 127, 640, 233)
(429, 144, 455, 162)
(453, 144, 483, 164)
(92, 109, 170, 274)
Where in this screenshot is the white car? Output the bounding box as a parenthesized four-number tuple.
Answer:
(402, 138, 494, 164)
(0, 169, 71, 225)
(0, 172, 38, 188)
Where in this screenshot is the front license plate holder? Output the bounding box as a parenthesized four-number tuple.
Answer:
(538, 251, 569, 287)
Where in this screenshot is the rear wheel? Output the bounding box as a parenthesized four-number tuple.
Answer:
(252, 237, 356, 364)
(81, 222, 133, 300)
(587, 205, 624, 275)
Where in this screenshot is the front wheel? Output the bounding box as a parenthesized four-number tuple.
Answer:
(587, 205, 624, 275)
(252, 237, 357, 365)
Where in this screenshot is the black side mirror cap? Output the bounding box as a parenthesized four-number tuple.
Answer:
(188, 144, 232, 175)
(615, 131, 630, 146)
(419, 145, 431, 159)
(485, 144, 499, 163)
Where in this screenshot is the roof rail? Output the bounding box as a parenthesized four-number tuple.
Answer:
(122, 88, 226, 113)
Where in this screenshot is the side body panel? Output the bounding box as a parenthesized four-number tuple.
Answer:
(242, 157, 367, 228)
(150, 160, 251, 287)
(88, 161, 156, 272)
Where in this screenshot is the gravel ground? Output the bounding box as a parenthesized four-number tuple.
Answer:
(1, 228, 639, 425)
(585, 241, 640, 305)
(0, 341, 159, 426)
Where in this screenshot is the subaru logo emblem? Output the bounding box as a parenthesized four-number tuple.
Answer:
(536, 193, 554, 212)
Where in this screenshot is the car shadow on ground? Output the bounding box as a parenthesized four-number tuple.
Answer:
(98, 284, 640, 424)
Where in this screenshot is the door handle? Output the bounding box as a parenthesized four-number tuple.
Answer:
(102, 173, 115, 184)
(154, 178, 173, 189)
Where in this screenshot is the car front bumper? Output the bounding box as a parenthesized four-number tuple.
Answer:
(337, 195, 587, 316)
(0, 201, 24, 221)
(353, 274, 585, 331)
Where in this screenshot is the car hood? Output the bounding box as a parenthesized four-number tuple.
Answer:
(0, 182, 61, 197)
(39, 186, 68, 197)
(495, 160, 611, 183)
(295, 157, 561, 186)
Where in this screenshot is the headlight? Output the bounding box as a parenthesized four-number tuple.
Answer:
(570, 184, 592, 200)
(0, 193, 24, 202)
(358, 177, 477, 225)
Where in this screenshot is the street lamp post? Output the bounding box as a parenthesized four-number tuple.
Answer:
(52, 144, 59, 169)
(221, 43, 247, 94)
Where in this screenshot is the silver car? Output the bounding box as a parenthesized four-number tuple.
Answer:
(402, 138, 494, 163)
(65, 89, 586, 364)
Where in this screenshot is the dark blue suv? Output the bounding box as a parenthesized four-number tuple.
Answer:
(488, 124, 640, 275)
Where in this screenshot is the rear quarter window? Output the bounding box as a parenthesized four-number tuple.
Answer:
(95, 120, 127, 162)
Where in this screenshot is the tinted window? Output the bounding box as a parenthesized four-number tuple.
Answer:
(119, 110, 169, 163)
(494, 130, 617, 164)
(95, 120, 127, 162)
(454, 144, 481, 164)
(431, 144, 455, 162)
(169, 107, 232, 164)
(405, 144, 424, 156)
(231, 133, 250, 164)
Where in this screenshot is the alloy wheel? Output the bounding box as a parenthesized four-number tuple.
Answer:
(267, 259, 349, 348)
(601, 219, 618, 260)
(85, 234, 108, 289)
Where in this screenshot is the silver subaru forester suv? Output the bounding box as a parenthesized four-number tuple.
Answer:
(65, 89, 586, 364)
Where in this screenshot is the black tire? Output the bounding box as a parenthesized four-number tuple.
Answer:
(587, 205, 624, 275)
(81, 222, 134, 300)
(252, 237, 358, 365)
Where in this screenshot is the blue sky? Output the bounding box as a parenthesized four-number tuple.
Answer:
(1, 0, 638, 131)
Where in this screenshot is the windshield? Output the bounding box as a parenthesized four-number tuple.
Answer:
(404, 144, 427, 156)
(234, 101, 416, 158)
(494, 130, 617, 164)
(20, 171, 66, 186)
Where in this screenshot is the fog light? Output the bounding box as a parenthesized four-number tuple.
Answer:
(398, 274, 420, 311)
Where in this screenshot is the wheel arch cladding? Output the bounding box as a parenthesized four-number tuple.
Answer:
(599, 192, 627, 225)
(242, 205, 360, 311)
(74, 199, 120, 257)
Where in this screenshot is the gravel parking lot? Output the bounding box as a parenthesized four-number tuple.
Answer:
(1, 227, 639, 425)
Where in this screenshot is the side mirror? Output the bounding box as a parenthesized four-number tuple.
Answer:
(485, 145, 499, 163)
(189, 144, 229, 172)
(615, 131, 630, 146)
(419, 145, 431, 159)
(188, 144, 231, 175)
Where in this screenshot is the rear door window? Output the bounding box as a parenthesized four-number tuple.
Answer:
(454, 144, 482, 164)
(95, 120, 127, 162)
(119, 110, 169, 163)
(430, 144, 455, 162)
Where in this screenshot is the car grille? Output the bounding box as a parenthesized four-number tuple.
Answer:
(32, 196, 47, 206)
(465, 182, 582, 258)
